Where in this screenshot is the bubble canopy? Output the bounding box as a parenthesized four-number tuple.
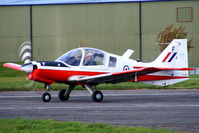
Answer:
(56, 48, 107, 66)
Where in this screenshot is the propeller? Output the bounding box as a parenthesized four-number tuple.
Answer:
(18, 41, 35, 73)
(18, 41, 32, 64)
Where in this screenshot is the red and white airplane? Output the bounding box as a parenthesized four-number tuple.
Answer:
(3, 39, 194, 102)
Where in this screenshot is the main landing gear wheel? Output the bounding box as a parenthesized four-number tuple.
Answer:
(92, 91, 103, 102)
(42, 92, 51, 102)
(59, 85, 75, 101)
(59, 89, 69, 101)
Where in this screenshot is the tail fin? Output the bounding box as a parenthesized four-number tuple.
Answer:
(153, 39, 188, 68)
(140, 39, 190, 86)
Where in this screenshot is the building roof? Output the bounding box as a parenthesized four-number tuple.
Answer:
(0, 0, 176, 6)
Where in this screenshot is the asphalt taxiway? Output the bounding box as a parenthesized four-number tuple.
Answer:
(0, 89, 199, 132)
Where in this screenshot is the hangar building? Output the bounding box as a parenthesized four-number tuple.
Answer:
(0, 0, 198, 72)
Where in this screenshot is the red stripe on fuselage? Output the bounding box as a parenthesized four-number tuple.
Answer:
(131, 75, 188, 82)
(29, 69, 108, 84)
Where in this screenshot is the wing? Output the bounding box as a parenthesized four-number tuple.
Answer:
(68, 67, 195, 85)
(3, 63, 22, 71)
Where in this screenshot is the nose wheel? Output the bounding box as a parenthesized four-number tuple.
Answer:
(42, 92, 51, 102)
(42, 84, 51, 102)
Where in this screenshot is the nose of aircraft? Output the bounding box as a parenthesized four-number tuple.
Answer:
(21, 63, 34, 73)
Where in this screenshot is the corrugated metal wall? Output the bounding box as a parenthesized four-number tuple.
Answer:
(0, 1, 198, 67)
(32, 3, 140, 60)
(141, 1, 199, 67)
(0, 6, 29, 61)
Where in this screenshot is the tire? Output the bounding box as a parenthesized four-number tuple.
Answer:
(92, 91, 103, 102)
(42, 92, 51, 102)
(59, 89, 69, 101)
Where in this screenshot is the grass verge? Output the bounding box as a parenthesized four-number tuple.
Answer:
(0, 118, 185, 133)
(0, 76, 199, 91)
(0, 62, 25, 77)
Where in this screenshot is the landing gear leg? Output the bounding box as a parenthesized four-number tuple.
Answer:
(59, 85, 75, 101)
(84, 84, 103, 102)
(42, 84, 51, 102)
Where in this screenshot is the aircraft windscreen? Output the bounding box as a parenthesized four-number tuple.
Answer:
(56, 49, 82, 66)
(83, 49, 105, 66)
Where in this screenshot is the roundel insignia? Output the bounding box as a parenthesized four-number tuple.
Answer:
(123, 65, 130, 71)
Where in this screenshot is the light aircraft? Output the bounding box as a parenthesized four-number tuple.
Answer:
(3, 39, 194, 102)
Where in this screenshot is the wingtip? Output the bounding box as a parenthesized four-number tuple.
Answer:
(3, 63, 22, 71)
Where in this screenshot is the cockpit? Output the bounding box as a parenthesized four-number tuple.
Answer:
(56, 48, 107, 67)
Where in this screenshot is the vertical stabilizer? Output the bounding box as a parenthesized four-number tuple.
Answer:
(153, 39, 188, 68)
(140, 39, 189, 86)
